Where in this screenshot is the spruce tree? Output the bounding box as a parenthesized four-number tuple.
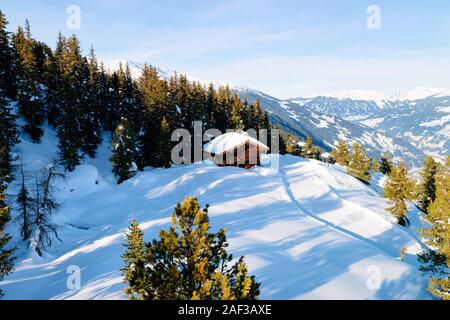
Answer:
(12, 24, 45, 142)
(384, 161, 415, 226)
(205, 83, 215, 129)
(0, 93, 18, 181)
(154, 116, 172, 168)
(0, 183, 15, 298)
(57, 35, 84, 171)
(250, 99, 265, 131)
(421, 167, 450, 299)
(0, 10, 17, 100)
(380, 155, 393, 175)
(16, 160, 33, 241)
(97, 63, 112, 130)
(121, 219, 147, 299)
(230, 96, 245, 130)
(79, 47, 102, 157)
(42, 49, 61, 128)
(32, 165, 63, 255)
(331, 140, 350, 166)
(121, 197, 260, 300)
(112, 118, 137, 183)
(191, 81, 208, 128)
(301, 136, 321, 160)
(138, 65, 173, 168)
(347, 143, 371, 184)
(120, 63, 141, 129)
(371, 158, 380, 173)
(213, 86, 232, 132)
(285, 133, 301, 156)
(177, 75, 195, 131)
(79, 54, 102, 158)
(417, 156, 439, 213)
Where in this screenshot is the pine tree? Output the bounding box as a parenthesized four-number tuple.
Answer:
(0, 183, 15, 298)
(371, 158, 380, 173)
(190, 81, 208, 128)
(32, 164, 63, 255)
(57, 35, 84, 171)
(0, 10, 17, 100)
(214, 86, 232, 132)
(97, 63, 112, 130)
(301, 136, 321, 160)
(0, 92, 18, 181)
(154, 116, 172, 168)
(416, 156, 439, 213)
(42, 50, 60, 128)
(420, 167, 450, 299)
(205, 83, 215, 129)
(121, 219, 147, 299)
(139, 64, 170, 167)
(331, 140, 350, 166)
(347, 143, 371, 184)
(177, 75, 195, 131)
(43, 32, 65, 128)
(12, 24, 45, 142)
(285, 133, 301, 156)
(120, 63, 141, 129)
(230, 96, 245, 130)
(384, 161, 416, 226)
(112, 118, 137, 183)
(250, 99, 265, 131)
(79, 47, 102, 157)
(380, 154, 393, 175)
(16, 160, 33, 241)
(121, 197, 260, 300)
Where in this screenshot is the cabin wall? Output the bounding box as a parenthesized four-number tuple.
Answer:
(214, 142, 262, 169)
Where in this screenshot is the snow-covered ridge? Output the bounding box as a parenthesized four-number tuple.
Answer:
(289, 87, 450, 108)
(101, 59, 448, 161)
(399, 87, 450, 101)
(2, 126, 430, 300)
(104, 59, 450, 103)
(302, 90, 387, 106)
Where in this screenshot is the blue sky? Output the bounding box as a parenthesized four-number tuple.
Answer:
(2, 0, 450, 98)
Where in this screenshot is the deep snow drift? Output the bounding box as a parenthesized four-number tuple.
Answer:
(1, 128, 431, 300)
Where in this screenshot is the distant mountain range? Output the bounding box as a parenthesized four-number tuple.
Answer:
(234, 87, 429, 169)
(105, 60, 449, 168)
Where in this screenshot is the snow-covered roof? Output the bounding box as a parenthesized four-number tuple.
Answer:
(204, 132, 269, 155)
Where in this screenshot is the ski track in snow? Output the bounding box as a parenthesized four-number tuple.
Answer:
(279, 164, 396, 259)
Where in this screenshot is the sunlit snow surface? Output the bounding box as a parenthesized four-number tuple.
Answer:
(1, 128, 431, 300)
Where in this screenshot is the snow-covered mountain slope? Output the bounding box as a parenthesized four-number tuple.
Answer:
(235, 88, 427, 169)
(1, 128, 430, 300)
(287, 96, 383, 121)
(359, 96, 450, 160)
(100, 61, 438, 166)
(396, 87, 450, 101)
(282, 88, 450, 161)
(287, 87, 450, 119)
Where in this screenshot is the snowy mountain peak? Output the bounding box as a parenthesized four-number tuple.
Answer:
(398, 87, 450, 101)
(291, 87, 450, 105)
(306, 90, 387, 105)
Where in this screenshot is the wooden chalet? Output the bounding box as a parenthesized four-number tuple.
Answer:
(203, 132, 269, 169)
